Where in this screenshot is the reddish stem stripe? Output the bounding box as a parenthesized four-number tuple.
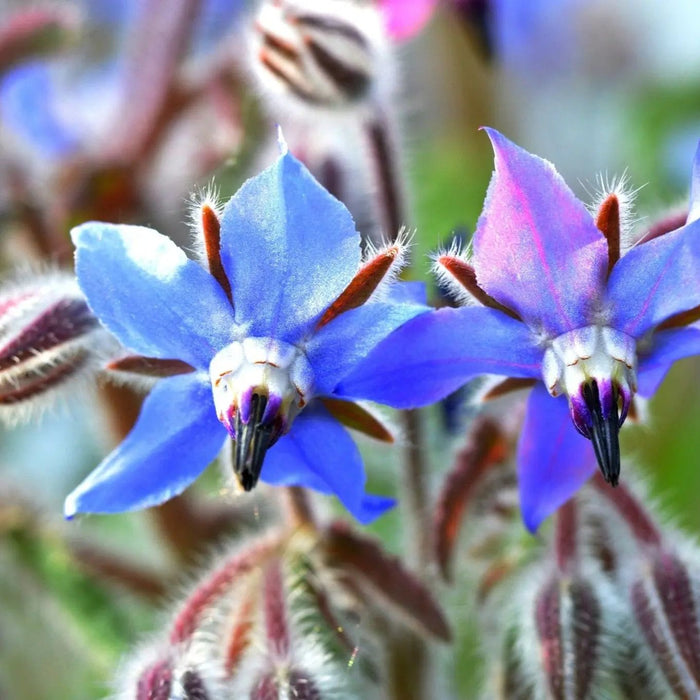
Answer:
(434, 417, 507, 581)
(107, 355, 195, 377)
(263, 559, 290, 657)
(325, 522, 451, 641)
(224, 595, 256, 677)
(592, 473, 662, 547)
(570, 579, 601, 699)
(535, 577, 564, 700)
(365, 117, 403, 241)
(201, 204, 233, 304)
(437, 255, 521, 320)
(108, 0, 203, 161)
(654, 551, 700, 685)
(169, 538, 278, 644)
(554, 499, 578, 574)
(596, 193, 620, 275)
(632, 580, 697, 696)
(316, 247, 399, 329)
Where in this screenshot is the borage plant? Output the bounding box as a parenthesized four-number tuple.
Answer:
(1, 1, 700, 699)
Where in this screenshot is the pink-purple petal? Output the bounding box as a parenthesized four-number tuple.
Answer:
(473, 128, 608, 336)
(64, 374, 225, 517)
(260, 404, 394, 524)
(379, 0, 438, 40)
(335, 306, 544, 408)
(607, 218, 700, 338)
(518, 382, 596, 532)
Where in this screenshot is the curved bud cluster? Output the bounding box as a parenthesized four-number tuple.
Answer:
(250, 0, 387, 111)
(543, 325, 637, 485)
(210, 337, 314, 491)
(116, 532, 368, 700)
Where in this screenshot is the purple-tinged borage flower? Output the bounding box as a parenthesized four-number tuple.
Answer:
(66, 140, 429, 523)
(338, 129, 700, 531)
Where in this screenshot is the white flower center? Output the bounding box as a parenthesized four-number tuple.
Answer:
(209, 337, 314, 436)
(542, 325, 637, 401)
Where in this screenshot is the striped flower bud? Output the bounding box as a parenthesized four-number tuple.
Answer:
(534, 573, 604, 700)
(489, 501, 621, 700)
(250, 0, 390, 112)
(588, 475, 700, 696)
(243, 558, 347, 699)
(116, 533, 364, 699)
(0, 272, 113, 422)
(628, 545, 700, 696)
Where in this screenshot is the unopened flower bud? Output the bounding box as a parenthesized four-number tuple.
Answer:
(0, 273, 113, 422)
(250, 669, 322, 700)
(250, 0, 389, 113)
(534, 574, 603, 699)
(131, 653, 221, 700)
(240, 556, 354, 699)
(630, 547, 700, 697)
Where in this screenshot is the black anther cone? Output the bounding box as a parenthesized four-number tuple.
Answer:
(582, 381, 620, 486)
(234, 393, 274, 491)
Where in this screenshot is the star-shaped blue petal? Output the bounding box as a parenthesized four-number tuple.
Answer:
(67, 148, 429, 523)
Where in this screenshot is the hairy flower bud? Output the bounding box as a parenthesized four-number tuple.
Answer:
(0, 273, 113, 422)
(250, 0, 391, 114)
(629, 547, 700, 697)
(534, 574, 603, 699)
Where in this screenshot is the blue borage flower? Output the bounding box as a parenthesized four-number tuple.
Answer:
(338, 129, 700, 532)
(66, 141, 429, 523)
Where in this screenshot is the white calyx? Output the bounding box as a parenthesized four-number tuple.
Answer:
(209, 337, 314, 430)
(542, 325, 638, 400)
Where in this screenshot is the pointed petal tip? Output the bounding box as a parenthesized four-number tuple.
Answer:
(479, 126, 509, 151)
(275, 124, 289, 156)
(63, 494, 78, 520)
(70, 221, 101, 246)
(522, 507, 544, 534)
(354, 494, 396, 525)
